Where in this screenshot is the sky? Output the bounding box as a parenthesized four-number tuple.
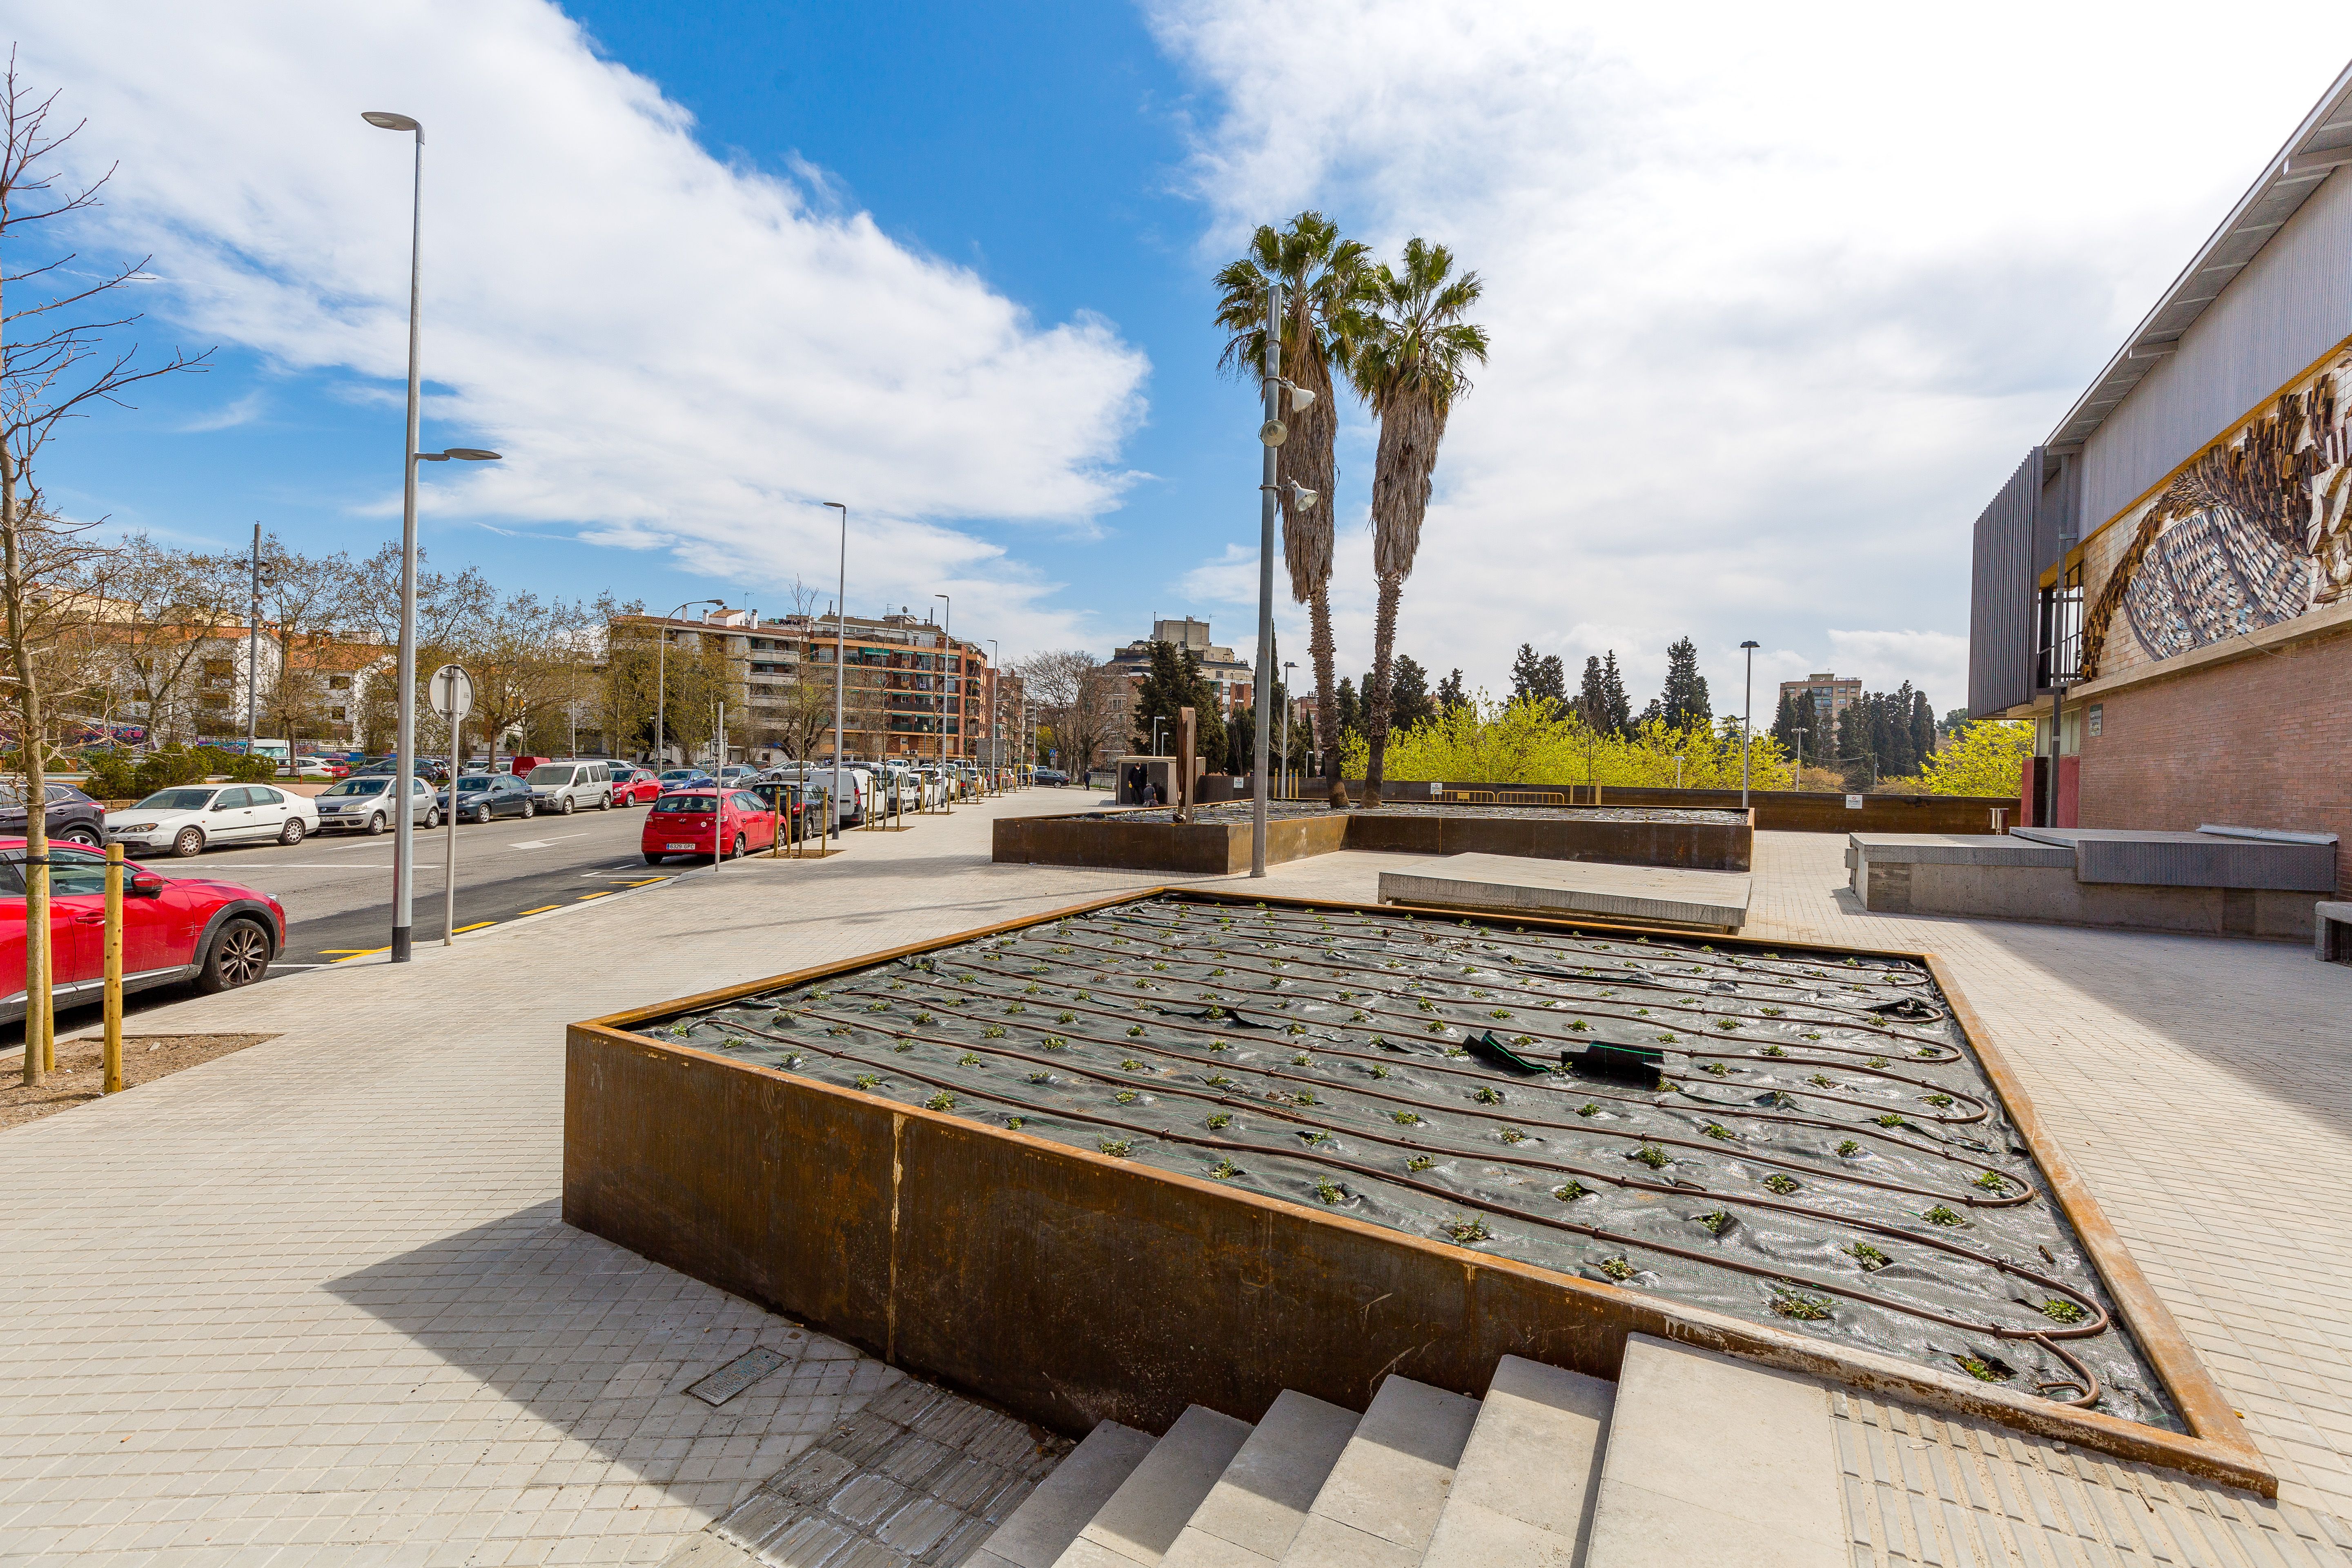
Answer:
(12, 2, 2352, 718)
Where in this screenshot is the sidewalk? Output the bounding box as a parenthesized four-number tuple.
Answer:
(2, 801, 2348, 1563)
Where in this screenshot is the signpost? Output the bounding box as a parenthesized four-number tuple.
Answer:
(430, 664, 474, 945)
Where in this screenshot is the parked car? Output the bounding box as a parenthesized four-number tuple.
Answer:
(610, 766, 662, 806)
(1033, 769, 1069, 787)
(312, 774, 441, 834)
(0, 781, 107, 848)
(641, 787, 781, 862)
(105, 782, 322, 858)
(657, 768, 715, 792)
(352, 757, 449, 784)
(506, 755, 552, 776)
(715, 765, 762, 785)
(523, 759, 614, 815)
(437, 772, 537, 824)
(0, 838, 285, 1018)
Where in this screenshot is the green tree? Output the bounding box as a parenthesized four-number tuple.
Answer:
(1131, 640, 1225, 764)
(1352, 237, 1488, 806)
(1653, 637, 1710, 732)
(1918, 720, 2031, 797)
(1385, 654, 1434, 732)
(1333, 676, 1363, 751)
(1510, 644, 1565, 709)
(1577, 651, 1633, 738)
(1215, 211, 1373, 805)
(1434, 667, 1469, 714)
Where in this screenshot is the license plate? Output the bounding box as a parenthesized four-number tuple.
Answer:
(666, 842, 695, 851)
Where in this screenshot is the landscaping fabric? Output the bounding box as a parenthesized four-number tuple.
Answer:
(643, 893, 2177, 1431)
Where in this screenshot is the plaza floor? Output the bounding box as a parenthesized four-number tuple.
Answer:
(2, 795, 2347, 1564)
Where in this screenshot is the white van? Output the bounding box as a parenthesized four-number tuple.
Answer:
(768, 764, 869, 828)
(525, 759, 615, 815)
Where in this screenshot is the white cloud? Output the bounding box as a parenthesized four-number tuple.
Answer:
(1178, 542, 1262, 607)
(1150, 0, 2352, 710)
(14, 0, 1146, 641)
(175, 389, 267, 434)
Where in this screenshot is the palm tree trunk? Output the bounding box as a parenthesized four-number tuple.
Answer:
(1307, 586, 1348, 807)
(1362, 572, 1403, 808)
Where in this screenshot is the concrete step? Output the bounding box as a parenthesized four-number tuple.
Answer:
(1051, 1405, 1256, 1568)
(966, 1420, 1157, 1568)
(1582, 1334, 1843, 1568)
(1278, 1375, 1480, 1568)
(1160, 1390, 1361, 1568)
(1421, 1355, 1615, 1568)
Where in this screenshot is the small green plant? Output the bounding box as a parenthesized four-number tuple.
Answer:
(1808, 1074, 1835, 1089)
(1293, 1089, 1318, 1107)
(1846, 1242, 1890, 1271)
(1921, 1205, 1965, 1226)
(827, 1025, 852, 1036)
(1577, 1102, 1600, 1118)
(1369, 1063, 1390, 1080)
(1205, 1072, 1233, 1088)
(1629, 1144, 1670, 1169)
(1314, 1178, 1344, 1205)
(1444, 1046, 1468, 1058)
(1006, 1116, 1025, 1131)
(1916, 1046, 1938, 1058)
(862, 1001, 889, 1014)
(1761, 1044, 1787, 1058)
(1498, 1127, 1526, 1145)
(1027, 1072, 1051, 1085)
(1875, 1114, 1907, 1128)
(1099, 1138, 1132, 1157)
(1867, 1055, 1889, 1068)
(1426, 1022, 1448, 1034)
(1300, 1129, 1332, 1146)
(1210, 1158, 1240, 1180)
(1599, 1256, 1636, 1282)
(1056, 1011, 1076, 1024)
(1759, 1006, 1782, 1016)
(1703, 1123, 1736, 1141)
(1713, 1018, 1740, 1031)
(1443, 1216, 1491, 1244)
(1292, 1052, 1313, 1066)
(1488, 1009, 1513, 1020)
(1122, 1058, 1147, 1071)
(894, 1038, 916, 1054)
(1555, 1180, 1590, 1201)
(1702, 1062, 1731, 1077)
(1004, 1002, 1027, 1015)
(854, 1074, 880, 1091)
(959, 1051, 983, 1066)
(1763, 1172, 1801, 1195)
(1114, 1090, 1138, 1105)
(1771, 1286, 1833, 1321)
(1953, 1355, 2008, 1384)
(1209, 1039, 1229, 1052)
(1406, 1155, 1434, 1173)
(1922, 1093, 1954, 1109)
(1206, 1114, 1232, 1130)
(1474, 1085, 1503, 1105)
(913, 1011, 935, 1025)
(1836, 1139, 1861, 1157)
(1971, 1170, 2006, 1192)
(1127, 1024, 1145, 1037)
(1041, 1036, 1068, 1051)
(1568, 1019, 1590, 1031)
(925, 1091, 958, 1111)
(2040, 1299, 2086, 1325)
(1392, 1110, 1421, 1125)
(1695, 1209, 1733, 1236)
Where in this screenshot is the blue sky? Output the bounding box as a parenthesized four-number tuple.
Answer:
(20, 3, 2352, 716)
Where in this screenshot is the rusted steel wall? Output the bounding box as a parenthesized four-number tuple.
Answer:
(1318, 783, 2015, 835)
(993, 809, 1746, 874)
(566, 987, 2268, 1492)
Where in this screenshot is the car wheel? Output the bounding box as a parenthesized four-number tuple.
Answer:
(520, 798, 536, 819)
(425, 806, 441, 829)
(365, 813, 386, 836)
(278, 818, 307, 846)
(599, 793, 612, 811)
(172, 826, 205, 858)
(194, 918, 272, 993)
(558, 795, 575, 815)
(474, 804, 493, 824)
(59, 825, 101, 847)
(644, 851, 666, 865)
(732, 832, 747, 859)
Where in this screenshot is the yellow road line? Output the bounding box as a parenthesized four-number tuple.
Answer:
(329, 947, 390, 962)
(452, 921, 495, 933)
(317, 949, 375, 954)
(621, 878, 664, 886)
(577, 891, 611, 900)
(518, 905, 561, 916)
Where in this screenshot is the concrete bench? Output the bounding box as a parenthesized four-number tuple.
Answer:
(1379, 853, 1752, 932)
(2319, 901, 2352, 964)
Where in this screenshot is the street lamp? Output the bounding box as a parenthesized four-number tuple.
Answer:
(1792, 726, 1808, 787)
(365, 108, 505, 964)
(827, 503, 849, 837)
(1740, 639, 1760, 808)
(1152, 716, 1169, 757)
(1251, 278, 1320, 878)
(657, 598, 724, 771)
(1673, 753, 1685, 789)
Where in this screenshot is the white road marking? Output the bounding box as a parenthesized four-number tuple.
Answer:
(507, 834, 589, 851)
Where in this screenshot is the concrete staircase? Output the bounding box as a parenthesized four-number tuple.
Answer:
(964, 1335, 1848, 1568)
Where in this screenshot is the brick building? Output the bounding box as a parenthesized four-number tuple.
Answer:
(1967, 61, 2352, 893)
(1778, 672, 1860, 732)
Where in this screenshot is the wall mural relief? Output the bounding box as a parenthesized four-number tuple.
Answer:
(2079, 349, 2352, 681)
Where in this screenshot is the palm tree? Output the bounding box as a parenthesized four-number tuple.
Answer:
(1214, 212, 1372, 806)
(1350, 237, 1488, 807)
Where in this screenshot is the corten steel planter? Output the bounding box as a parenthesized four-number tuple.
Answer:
(991, 806, 1751, 875)
(1320, 784, 2019, 837)
(563, 888, 2268, 1493)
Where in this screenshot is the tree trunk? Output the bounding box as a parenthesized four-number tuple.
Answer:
(1362, 572, 1403, 809)
(1307, 585, 1348, 809)
(2, 452, 52, 1086)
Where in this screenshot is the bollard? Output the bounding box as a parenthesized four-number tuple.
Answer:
(103, 844, 124, 1093)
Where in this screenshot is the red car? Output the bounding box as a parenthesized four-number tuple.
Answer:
(1, 839, 284, 1021)
(610, 766, 663, 807)
(641, 788, 785, 863)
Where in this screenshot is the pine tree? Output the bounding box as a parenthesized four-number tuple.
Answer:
(1388, 655, 1434, 732)
(1911, 689, 1938, 765)
(1434, 667, 1469, 713)
(1537, 653, 1565, 704)
(1131, 641, 1226, 762)
(1509, 643, 1546, 705)
(1655, 637, 1710, 731)
(1334, 676, 1363, 747)
(1599, 651, 1632, 736)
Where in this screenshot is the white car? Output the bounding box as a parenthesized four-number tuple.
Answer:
(107, 782, 322, 858)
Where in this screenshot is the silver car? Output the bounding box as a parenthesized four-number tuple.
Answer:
(314, 774, 441, 834)
(524, 760, 615, 815)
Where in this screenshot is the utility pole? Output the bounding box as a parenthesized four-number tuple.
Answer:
(1740, 639, 1760, 807)
(1251, 281, 1281, 878)
(246, 523, 261, 757)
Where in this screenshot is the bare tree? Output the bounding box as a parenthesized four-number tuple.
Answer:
(105, 533, 243, 745)
(1, 53, 206, 1085)
(1018, 649, 1125, 775)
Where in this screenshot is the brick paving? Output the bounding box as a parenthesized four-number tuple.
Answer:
(0, 803, 2347, 1562)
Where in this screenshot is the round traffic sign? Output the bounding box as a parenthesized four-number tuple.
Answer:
(430, 663, 474, 721)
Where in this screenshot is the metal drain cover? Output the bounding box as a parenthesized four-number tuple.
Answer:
(686, 1346, 787, 1407)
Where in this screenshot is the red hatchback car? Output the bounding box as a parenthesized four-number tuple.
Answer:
(641, 788, 782, 864)
(0, 839, 284, 1021)
(610, 766, 663, 807)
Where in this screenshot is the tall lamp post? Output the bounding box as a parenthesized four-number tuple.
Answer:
(1792, 726, 1807, 788)
(657, 598, 724, 770)
(1280, 659, 1296, 801)
(826, 503, 849, 836)
(1249, 281, 1320, 877)
(1739, 639, 1760, 808)
(933, 592, 952, 808)
(363, 108, 503, 963)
